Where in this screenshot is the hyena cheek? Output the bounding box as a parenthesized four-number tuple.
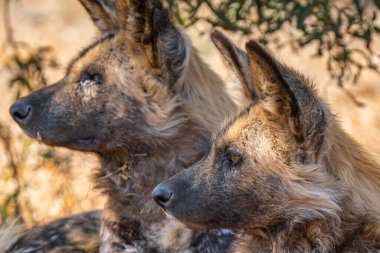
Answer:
(77, 85, 100, 102)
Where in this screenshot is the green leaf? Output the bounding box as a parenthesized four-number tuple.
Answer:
(373, 0, 380, 9)
(297, 5, 313, 29)
(226, 3, 241, 22)
(363, 29, 372, 42)
(43, 149, 55, 159)
(354, 0, 363, 18)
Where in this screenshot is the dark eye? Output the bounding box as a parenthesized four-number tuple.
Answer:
(79, 73, 102, 86)
(220, 153, 242, 170)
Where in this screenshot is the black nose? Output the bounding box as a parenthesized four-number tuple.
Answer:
(10, 100, 32, 124)
(152, 184, 173, 208)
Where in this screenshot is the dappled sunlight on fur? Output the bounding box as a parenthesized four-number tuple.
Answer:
(0, 218, 23, 253)
(156, 32, 380, 252)
(4, 1, 238, 252)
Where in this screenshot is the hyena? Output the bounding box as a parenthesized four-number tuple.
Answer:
(153, 31, 380, 253)
(7, 1, 239, 252)
(5, 211, 101, 253)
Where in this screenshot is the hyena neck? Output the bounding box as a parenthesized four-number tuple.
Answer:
(96, 118, 209, 218)
(95, 39, 236, 219)
(95, 38, 237, 251)
(177, 43, 239, 129)
(240, 212, 380, 252)
(96, 120, 209, 252)
(236, 122, 380, 252)
(321, 122, 380, 219)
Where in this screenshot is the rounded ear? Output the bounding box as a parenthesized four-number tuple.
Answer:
(79, 0, 119, 34)
(211, 30, 257, 102)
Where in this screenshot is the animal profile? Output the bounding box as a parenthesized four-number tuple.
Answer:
(8, 1, 239, 252)
(153, 30, 380, 253)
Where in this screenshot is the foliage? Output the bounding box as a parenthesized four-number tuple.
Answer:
(166, 0, 380, 95)
(0, 0, 59, 225)
(1, 0, 380, 226)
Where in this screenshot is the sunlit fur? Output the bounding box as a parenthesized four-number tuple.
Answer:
(8, 1, 239, 252)
(0, 218, 23, 252)
(156, 31, 380, 252)
(5, 211, 101, 253)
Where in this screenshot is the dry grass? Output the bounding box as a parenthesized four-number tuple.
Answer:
(0, 0, 380, 230)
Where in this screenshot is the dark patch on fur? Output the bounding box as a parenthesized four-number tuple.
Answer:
(9, 1, 238, 252)
(211, 30, 256, 101)
(66, 32, 116, 76)
(246, 40, 303, 141)
(155, 34, 380, 253)
(6, 211, 101, 253)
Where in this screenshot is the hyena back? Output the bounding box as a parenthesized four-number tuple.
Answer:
(8, 1, 238, 252)
(154, 31, 380, 253)
(6, 211, 101, 253)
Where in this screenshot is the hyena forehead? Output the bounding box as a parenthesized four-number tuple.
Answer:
(220, 106, 298, 159)
(67, 34, 145, 81)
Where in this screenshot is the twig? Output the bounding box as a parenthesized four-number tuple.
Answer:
(3, 0, 14, 46)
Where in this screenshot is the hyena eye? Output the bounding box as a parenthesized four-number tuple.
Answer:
(230, 156, 242, 164)
(79, 73, 103, 87)
(220, 153, 242, 170)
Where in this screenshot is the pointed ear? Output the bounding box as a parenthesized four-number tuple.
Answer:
(148, 1, 189, 87)
(245, 40, 303, 140)
(211, 30, 257, 101)
(116, 0, 188, 87)
(114, 0, 132, 31)
(79, 0, 119, 34)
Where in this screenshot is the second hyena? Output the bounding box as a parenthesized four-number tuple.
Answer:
(154, 31, 380, 252)
(8, 1, 238, 252)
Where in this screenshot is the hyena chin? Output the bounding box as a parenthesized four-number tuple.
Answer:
(8, 1, 239, 253)
(154, 30, 380, 253)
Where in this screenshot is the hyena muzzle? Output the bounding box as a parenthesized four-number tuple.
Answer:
(153, 31, 380, 252)
(8, 1, 239, 252)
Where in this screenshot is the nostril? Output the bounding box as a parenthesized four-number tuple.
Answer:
(153, 186, 173, 208)
(13, 105, 31, 120)
(14, 107, 30, 119)
(156, 192, 172, 205)
(10, 102, 32, 123)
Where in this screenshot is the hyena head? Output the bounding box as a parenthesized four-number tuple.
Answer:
(9, 0, 191, 155)
(153, 31, 339, 232)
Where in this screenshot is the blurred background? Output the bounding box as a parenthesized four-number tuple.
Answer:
(0, 0, 380, 231)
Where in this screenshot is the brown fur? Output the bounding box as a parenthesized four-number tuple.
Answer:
(8, 1, 238, 252)
(6, 211, 101, 253)
(0, 218, 23, 253)
(154, 31, 380, 252)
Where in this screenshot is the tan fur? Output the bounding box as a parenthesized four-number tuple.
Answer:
(8, 1, 239, 252)
(321, 121, 380, 219)
(5, 211, 101, 253)
(0, 218, 23, 253)
(155, 32, 380, 252)
(229, 41, 380, 252)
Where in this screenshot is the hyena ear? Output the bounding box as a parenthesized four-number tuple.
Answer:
(211, 30, 257, 101)
(152, 7, 189, 87)
(245, 40, 303, 141)
(79, 0, 119, 34)
(116, 0, 189, 87)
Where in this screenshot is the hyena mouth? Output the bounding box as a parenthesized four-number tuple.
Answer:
(77, 137, 97, 146)
(62, 136, 98, 151)
(164, 212, 214, 230)
(26, 130, 98, 151)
